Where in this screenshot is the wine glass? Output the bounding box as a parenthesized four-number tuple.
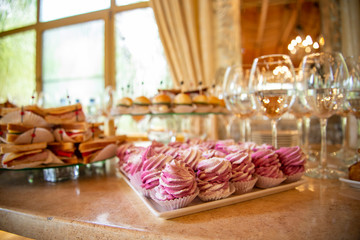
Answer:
(223, 64, 257, 142)
(300, 52, 348, 179)
(344, 56, 360, 164)
(249, 54, 297, 149)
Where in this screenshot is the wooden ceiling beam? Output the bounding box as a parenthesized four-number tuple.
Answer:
(255, 0, 269, 56)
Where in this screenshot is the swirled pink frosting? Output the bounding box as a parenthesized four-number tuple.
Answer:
(251, 149, 284, 178)
(154, 145, 180, 158)
(202, 149, 226, 159)
(141, 169, 161, 190)
(178, 147, 204, 170)
(141, 154, 172, 190)
(238, 142, 258, 151)
(225, 150, 255, 182)
(142, 154, 173, 171)
(154, 160, 197, 201)
(122, 147, 145, 176)
(196, 157, 232, 193)
(214, 139, 236, 154)
(275, 146, 306, 175)
(196, 158, 232, 183)
(116, 142, 134, 166)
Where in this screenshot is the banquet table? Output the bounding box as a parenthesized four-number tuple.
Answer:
(0, 159, 359, 240)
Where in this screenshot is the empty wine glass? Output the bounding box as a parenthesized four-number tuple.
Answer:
(300, 52, 348, 179)
(223, 64, 257, 142)
(249, 54, 297, 149)
(344, 56, 360, 164)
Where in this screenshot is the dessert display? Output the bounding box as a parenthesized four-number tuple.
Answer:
(116, 139, 306, 210)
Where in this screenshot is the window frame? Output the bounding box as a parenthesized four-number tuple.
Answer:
(0, 0, 150, 94)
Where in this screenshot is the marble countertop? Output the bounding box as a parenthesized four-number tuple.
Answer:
(0, 159, 359, 240)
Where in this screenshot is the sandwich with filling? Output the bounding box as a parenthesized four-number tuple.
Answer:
(53, 122, 92, 143)
(78, 135, 125, 164)
(6, 123, 54, 144)
(149, 93, 172, 113)
(44, 103, 85, 124)
(1, 142, 62, 169)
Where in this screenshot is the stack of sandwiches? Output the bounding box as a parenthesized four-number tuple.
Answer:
(0, 102, 124, 169)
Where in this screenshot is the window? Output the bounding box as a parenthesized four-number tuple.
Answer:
(0, 0, 171, 110)
(40, 0, 110, 22)
(0, 30, 36, 106)
(42, 20, 105, 107)
(115, 8, 171, 98)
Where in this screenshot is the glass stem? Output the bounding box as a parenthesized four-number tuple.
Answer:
(271, 119, 278, 149)
(245, 118, 252, 142)
(320, 118, 328, 171)
(341, 116, 348, 150)
(296, 118, 303, 147)
(303, 117, 310, 154)
(240, 119, 246, 143)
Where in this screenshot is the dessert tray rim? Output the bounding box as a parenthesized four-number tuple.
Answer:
(339, 177, 360, 189)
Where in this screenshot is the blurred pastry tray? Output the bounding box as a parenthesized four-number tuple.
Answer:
(119, 171, 306, 219)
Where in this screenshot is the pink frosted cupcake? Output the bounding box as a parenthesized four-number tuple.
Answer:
(137, 154, 173, 197)
(153, 160, 198, 210)
(121, 146, 145, 177)
(225, 150, 257, 194)
(275, 146, 306, 183)
(251, 149, 286, 188)
(196, 157, 234, 201)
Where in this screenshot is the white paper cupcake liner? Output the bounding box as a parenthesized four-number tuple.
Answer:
(284, 171, 304, 183)
(255, 174, 286, 189)
(153, 188, 199, 211)
(198, 183, 235, 202)
(232, 177, 258, 194)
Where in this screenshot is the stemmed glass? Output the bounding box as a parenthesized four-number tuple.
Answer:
(223, 64, 257, 142)
(300, 52, 348, 179)
(249, 54, 297, 149)
(344, 56, 360, 164)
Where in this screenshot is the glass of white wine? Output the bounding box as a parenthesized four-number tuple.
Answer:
(300, 52, 348, 179)
(223, 64, 257, 142)
(249, 54, 297, 149)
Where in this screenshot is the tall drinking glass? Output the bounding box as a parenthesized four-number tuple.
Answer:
(300, 52, 348, 179)
(223, 64, 257, 142)
(249, 54, 297, 149)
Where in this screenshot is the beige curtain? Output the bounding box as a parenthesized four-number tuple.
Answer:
(150, 0, 215, 91)
(340, 0, 360, 58)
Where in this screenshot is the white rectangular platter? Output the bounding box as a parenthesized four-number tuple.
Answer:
(119, 171, 306, 219)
